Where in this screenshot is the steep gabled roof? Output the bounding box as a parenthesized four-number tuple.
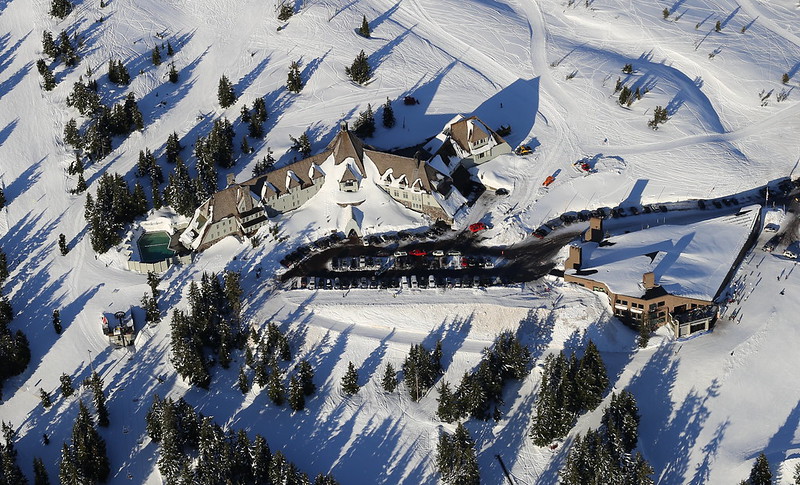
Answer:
(339, 164, 361, 183)
(327, 128, 366, 175)
(367, 149, 450, 194)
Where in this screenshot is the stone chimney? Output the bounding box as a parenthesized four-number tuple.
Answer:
(226, 173, 236, 187)
(643, 272, 656, 289)
(586, 217, 604, 243)
(566, 245, 582, 270)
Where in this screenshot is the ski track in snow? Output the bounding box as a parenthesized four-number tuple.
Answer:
(0, 0, 799, 482)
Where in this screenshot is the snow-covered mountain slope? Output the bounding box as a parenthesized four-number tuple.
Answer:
(0, 0, 799, 482)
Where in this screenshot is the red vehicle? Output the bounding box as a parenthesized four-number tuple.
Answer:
(469, 222, 488, 233)
(409, 249, 427, 256)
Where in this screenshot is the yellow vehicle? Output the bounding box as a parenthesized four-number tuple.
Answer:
(515, 145, 532, 155)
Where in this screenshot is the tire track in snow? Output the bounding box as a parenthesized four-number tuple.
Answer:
(585, 99, 800, 155)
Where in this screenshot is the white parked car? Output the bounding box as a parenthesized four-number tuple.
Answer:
(784, 249, 797, 259)
(410, 275, 418, 289)
(428, 275, 436, 288)
(432, 250, 445, 257)
(400, 276, 409, 288)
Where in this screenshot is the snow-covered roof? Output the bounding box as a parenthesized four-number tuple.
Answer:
(567, 206, 760, 301)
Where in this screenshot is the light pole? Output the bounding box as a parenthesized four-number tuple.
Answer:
(87, 349, 95, 375)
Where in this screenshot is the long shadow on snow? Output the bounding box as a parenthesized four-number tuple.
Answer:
(371, 1, 402, 32)
(139, 48, 207, 126)
(689, 418, 730, 485)
(0, 62, 32, 103)
(744, 400, 800, 480)
(629, 343, 718, 484)
(0, 118, 18, 148)
(0, 31, 29, 76)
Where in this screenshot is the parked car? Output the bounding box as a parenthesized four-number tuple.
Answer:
(428, 275, 436, 288)
(447, 250, 462, 256)
(394, 251, 407, 257)
(765, 223, 780, 232)
(400, 276, 408, 288)
(469, 222, 488, 233)
(409, 249, 427, 256)
(308, 277, 316, 290)
(784, 249, 797, 259)
(432, 249, 445, 257)
(495, 188, 509, 196)
(410, 275, 418, 289)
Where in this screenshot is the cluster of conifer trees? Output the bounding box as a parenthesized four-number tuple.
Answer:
(0, 421, 32, 484)
(435, 423, 479, 485)
(59, 401, 111, 484)
(83, 172, 148, 253)
(561, 390, 653, 484)
(530, 340, 609, 446)
(169, 272, 243, 389)
(438, 331, 532, 422)
(0, 252, 30, 401)
(146, 395, 337, 484)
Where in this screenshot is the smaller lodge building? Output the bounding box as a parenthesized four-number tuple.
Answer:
(564, 207, 760, 337)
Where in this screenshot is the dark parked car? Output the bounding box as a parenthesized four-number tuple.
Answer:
(495, 188, 509, 196)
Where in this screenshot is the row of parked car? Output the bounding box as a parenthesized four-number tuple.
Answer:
(329, 252, 495, 272)
(532, 204, 671, 238)
(294, 274, 505, 291)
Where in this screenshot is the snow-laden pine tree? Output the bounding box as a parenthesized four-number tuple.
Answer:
(165, 158, 198, 216)
(289, 375, 305, 411)
(382, 363, 397, 392)
(217, 75, 237, 109)
(287, 61, 304, 93)
(382, 98, 395, 128)
(436, 381, 459, 423)
(298, 360, 316, 395)
(436, 423, 479, 485)
(60, 373, 74, 397)
(353, 104, 375, 138)
(358, 15, 371, 38)
(341, 361, 360, 395)
(345, 50, 371, 84)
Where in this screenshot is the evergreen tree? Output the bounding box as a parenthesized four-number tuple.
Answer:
(74, 173, 87, 194)
(87, 372, 109, 427)
(132, 182, 149, 216)
(58, 31, 80, 67)
(267, 362, 286, 406)
(108, 59, 130, 85)
(0, 187, 5, 209)
(42, 31, 58, 58)
(783, 73, 791, 84)
(618, 85, 632, 106)
(59, 233, 69, 255)
(240, 105, 251, 123)
(0, 422, 27, 484)
(648, 106, 669, 130)
(289, 375, 305, 411)
(52, 309, 62, 334)
(165, 132, 182, 163)
(353, 104, 375, 138)
(63, 119, 82, 150)
(576, 340, 608, 410)
(663, 7, 670, 19)
(382, 363, 397, 392)
(147, 270, 160, 298)
(252, 97, 268, 124)
(165, 158, 198, 216)
(436, 381, 458, 423)
(167, 42, 175, 57)
(33, 456, 50, 485)
(277, 2, 293, 21)
(37, 60, 57, 91)
(252, 153, 275, 176)
(403, 343, 441, 401)
(60, 373, 74, 398)
(287, 60, 304, 93)
(298, 359, 316, 395)
(715, 20, 722, 32)
(251, 434, 271, 483)
(358, 15, 371, 38)
(152, 45, 162, 66)
(342, 361, 360, 395)
(295, 132, 312, 157)
(142, 293, 161, 324)
(345, 50, 371, 84)
(315, 473, 339, 485)
(238, 365, 250, 394)
(50, 0, 73, 19)
(749, 453, 772, 485)
(241, 135, 252, 154)
(382, 97, 395, 128)
(168, 62, 178, 83)
(217, 74, 237, 109)
(0, 250, 8, 282)
(39, 388, 52, 408)
(435, 423, 479, 485)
